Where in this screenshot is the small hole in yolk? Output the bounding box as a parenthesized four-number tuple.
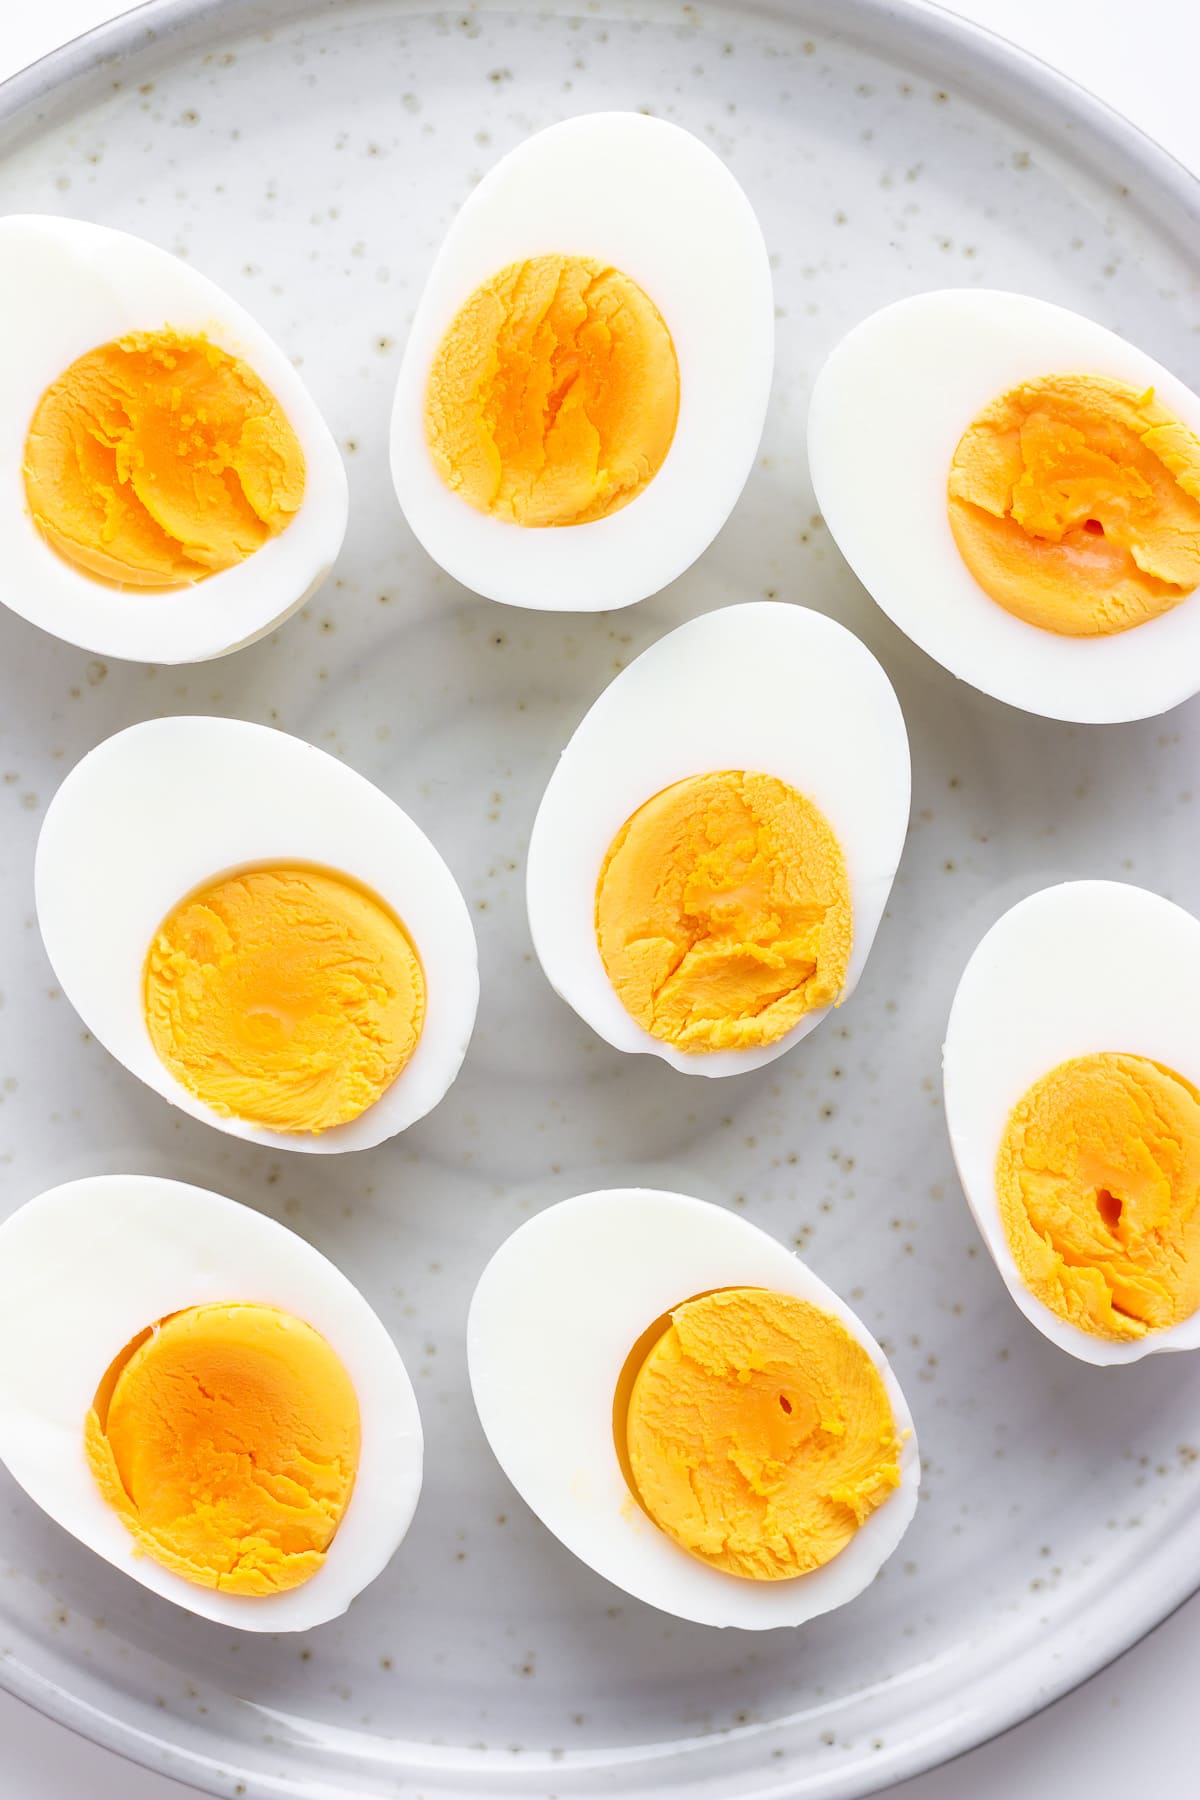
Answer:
(778, 1393, 793, 1414)
(1083, 518, 1105, 536)
(1095, 1187, 1123, 1232)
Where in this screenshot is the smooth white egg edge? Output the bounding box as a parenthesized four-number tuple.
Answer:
(808, 288, 1200, 724)
(390, 113, 774, 611)
(0, 1175, 422, 1631)
(0, 215, 348, 663)
(526, 603, 912, 1077)
(34, 717, 480, 1154)
(943, 880, 1200, 1364)
(467, 1188, 920, 1630)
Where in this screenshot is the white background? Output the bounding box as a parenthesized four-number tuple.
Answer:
(2, 0, 1200, 1795)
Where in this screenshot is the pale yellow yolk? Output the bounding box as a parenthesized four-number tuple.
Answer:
(144, 866, 424, 1134)
(620, 1287, 901, 1581)
(85, 1302, 359, 1595)
(23, 329, 305, 590)
(996, 1053, 1200, 1341)
(594, 770, 852, 1054)
(424, 254, 679, 527)
(947, 373, 1200, 636)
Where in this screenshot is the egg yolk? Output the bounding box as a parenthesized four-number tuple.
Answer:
(143, 865, 424, 1134)
(23, 329, 305, 590)
(619, 1287, 901, 1580)
(424, 254, 679, 527)
(996, 1053, 1200, 1340)
(947, 373, 1200, 636)
(594, 770, 851, 1054)
(84, 1302, 359, 1595)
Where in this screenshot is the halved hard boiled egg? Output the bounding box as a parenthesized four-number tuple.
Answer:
(526, 603, 910, 1075)
(944, 881, 1200, 1364)
(808, 289, 1200, 723)
(468, 1188, 919, 1628)
(36, 717, 478, 1152)
(0, 1174, 421, 1629)
(390, 113, 773, 610)
(0, 215, 347, 663)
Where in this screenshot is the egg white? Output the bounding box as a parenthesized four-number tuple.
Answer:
(808, 289, 1200, 724)
(390, 113, 774, 611)
(943, 880, 1200, 1364)
(35, 716, 479, 1153)
(0, 215, 348, 664)
(0, 1174, 421, 1630)
(526, 603, 911, 1075)
(467, 1187, 919, 1629)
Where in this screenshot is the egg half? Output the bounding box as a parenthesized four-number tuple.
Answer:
(0, 1174, 421, 1629)
(808, 289, 1200, 723)
(0, 215, 347, 664)
(35, 717, 479, 1152)
(468, 1188, 919, 1628)
(390, 113, 773, 610)
(944, 881, 1200, 1364)
(526, 603, 911, 1075)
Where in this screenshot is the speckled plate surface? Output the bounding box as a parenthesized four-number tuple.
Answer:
(0, 2, 1198, 1796)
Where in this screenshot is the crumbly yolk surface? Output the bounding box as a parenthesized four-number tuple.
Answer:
(594, 770, 852, 1054)
(144, 866, 424, 1134)
(23, 329, 305, 590)
(996, 1053, 1200, 1341)
(85, 1302, 360, 1595)
(621, 1287, 901, 1581)
(424, 254, 679, 527)
(947, 373, 1200, 636)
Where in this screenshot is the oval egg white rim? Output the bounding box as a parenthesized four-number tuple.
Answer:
(808, 288, 1200, 724)
(0, 215, 348, 664)
(34, 717, 480, 1153)
(0, 1174, 422, 1631)
(525, 603, 912, 1076)
(389, 112, 774, 611)
(943, 880, 1200, 1365)
(467, 1187, 920, 1630)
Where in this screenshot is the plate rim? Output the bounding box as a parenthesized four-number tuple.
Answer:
(1, 0, 1199, 1796)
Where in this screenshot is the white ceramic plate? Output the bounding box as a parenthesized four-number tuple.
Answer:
(0, 2, 1198, 1797)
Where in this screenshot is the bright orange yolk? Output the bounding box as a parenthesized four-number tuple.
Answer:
(23, 329, 305, 590)
(84, 1302, 360, 1595)
(144, 866, 424, 1134)
(996, 1052, 1200, 1341)
(620, 1287, 901, 1580)
(594, 770, 852, 1054)
(947, 373, 1200, 635)
(424, 254, 679, 526)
